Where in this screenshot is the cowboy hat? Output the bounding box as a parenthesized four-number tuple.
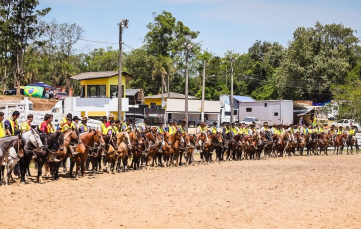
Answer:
(108, 113, 115, 118)
(263, 122, 268, 126)
(81, 116, 87, 121)
(200, 121, 206, 125)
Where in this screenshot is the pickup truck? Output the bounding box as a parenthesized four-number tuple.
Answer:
(331, 119, 360, 132)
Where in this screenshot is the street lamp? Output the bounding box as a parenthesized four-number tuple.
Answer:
(117, 19, 128, 121)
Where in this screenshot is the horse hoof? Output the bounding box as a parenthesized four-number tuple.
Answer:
(21, 182, 25, 185)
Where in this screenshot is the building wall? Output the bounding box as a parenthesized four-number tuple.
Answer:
(80, 75, 127, 97)
(144, 98, 164, 106)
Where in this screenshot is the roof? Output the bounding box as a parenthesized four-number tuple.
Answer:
(126, 89, 140, 96)
(71, 71, 134, 81)
(145, 92, 197, 99)
(233, 95, 255, 102)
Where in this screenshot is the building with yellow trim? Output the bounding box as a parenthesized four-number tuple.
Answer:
(70, 71, 134, 119)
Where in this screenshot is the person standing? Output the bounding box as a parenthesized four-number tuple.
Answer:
(49, 90, 53, 99)
(0, 112, 5, 138)
(299, 116, 304, 126)
(5, 111, 20, 136)
(20, 114, 33, 133)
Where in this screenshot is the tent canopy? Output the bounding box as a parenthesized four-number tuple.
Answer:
(27, 82, 54, 89)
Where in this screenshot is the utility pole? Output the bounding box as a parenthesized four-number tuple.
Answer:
(168, 74, 170, 98)
(117, 19, 128, 121)
(230, 57, 234, 123)
(185, 43, 192, 133)
(201, 60, 206, 122)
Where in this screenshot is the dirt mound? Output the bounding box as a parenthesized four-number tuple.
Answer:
(0, 95, 58, 111)
(1, 154, 361, 228)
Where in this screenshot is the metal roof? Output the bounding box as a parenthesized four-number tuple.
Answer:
(233, 95, 255, 102)
(71, 71, 134, 81)
(145, 92, 197, 99)
(126, 89, 139, 96)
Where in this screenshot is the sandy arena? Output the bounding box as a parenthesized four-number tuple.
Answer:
(1, 154, 361, 229)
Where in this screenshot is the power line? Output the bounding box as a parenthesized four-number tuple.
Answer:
(79, 38, 135, 50)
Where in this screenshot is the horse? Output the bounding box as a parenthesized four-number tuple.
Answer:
(160, 132, 172, 167)
(346, 134, 359, 155)
(70, 129, 105, 178)
(18, 129, 46, 184)
(261, 131, 274, 158)
(0, 135, 25, 185)
(306, 133, 318, 156)
(294, 132, 306, 156)
(215, 133, 229, 161)
(317, 133, 329, 156)
(170, 131, 183, 167)
(114, 132, 130, 172)
(88, 132, 118, 174)
(144, 131, 162, 168)
(129, 130, 144, 170)
(203, 132, 223, 164)
(184, 134, 196, 165)
(333, 133, 347, 155)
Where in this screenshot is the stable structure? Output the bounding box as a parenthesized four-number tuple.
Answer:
(71, 71, 133, 98)
(166, 98, 220, 127)
(238, 100, 294, 125)
(144, 92, 197, 107)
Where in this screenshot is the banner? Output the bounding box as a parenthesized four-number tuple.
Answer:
(24, 86, 44, 98)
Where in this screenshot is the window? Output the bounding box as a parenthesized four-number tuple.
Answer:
(255, 118, 259, 121)
(87, 85, 106, 97)
(225, 112, 231, 116)
(274, 112, 279, 116)
(80, 85, 85, 98)
(344, 120, 348, 123)
(234, 110, 238, 115)
(246, 108, 252, 112)
(110, 85, 125, 97)
(264, 103, 267, 107)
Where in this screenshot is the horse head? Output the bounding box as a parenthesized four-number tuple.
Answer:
(94, 130, 105, 147)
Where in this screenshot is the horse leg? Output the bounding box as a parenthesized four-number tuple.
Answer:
(81, 156, 86, 178)
(37, 158, 44, 183)
(19, 158, 26, 184)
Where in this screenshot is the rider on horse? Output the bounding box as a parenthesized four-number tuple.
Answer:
(20, 114, 33, 133)
(260, 122, 268, 133)
(78, 117, 88, 134)
(0, 112, 5, 138)
(210, 122, 218, 134)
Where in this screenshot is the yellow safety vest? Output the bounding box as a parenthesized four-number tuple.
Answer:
(99, 122, 107, 135)
(275, 129, 281, 135)
(113, 126, 119, 134)
(319, 127, 324, 133)
(61, 123, 71, 132)
(60, 117, 74, 129)
(178, 125, 185, 134)
(349, 129, 356, 136)
(337, 129, 344, 135)
(157, 126, 164, 134)
(289, 128, 294, 134)
(78, 123, 88, 132)
(123, 123, 131, 133)
(197, 126, 207, 133)
(313, 118, 316, 125)
(224, 126, 231, 134)
(138, 123, 146, 132)
(38, 121, 55, 133)
(20, 121, 31, 132)
(169, 126, 177, 135)
(308, 129, 313, 134)
(211, 126, 217, 134)
(0, 121, 5, 138)
(231, 127, 238, 135)
(6, 118, 19, 136)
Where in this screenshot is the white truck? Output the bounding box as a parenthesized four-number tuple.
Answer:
(238, 100, 293, 125)
(220, 108, 238, 125)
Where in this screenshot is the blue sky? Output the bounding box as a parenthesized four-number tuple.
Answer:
(39, 0, 361, 56)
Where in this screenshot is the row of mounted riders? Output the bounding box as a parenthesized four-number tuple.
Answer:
(0, 114, 359, 186)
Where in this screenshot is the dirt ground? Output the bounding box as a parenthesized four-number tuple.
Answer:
(1, 154, 361, 229)
(0, 95, 58, 111)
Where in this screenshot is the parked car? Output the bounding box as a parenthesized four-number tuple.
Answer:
(4, 88, 24, 95)
(240, 117, 262, 129)
(331, 119, 360, 132)
(55, 92, 68, 99)
(328, 113, 335, 120)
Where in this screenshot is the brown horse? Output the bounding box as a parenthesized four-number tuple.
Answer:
(294, 132, 306, 156)
(184, 134, 196, 165)
(346, 134, 359, 155)
(129, 131, 144, 170)
(115, 132, 130, 172)
(144, 131, 162, 168)
(161, 132, 172, 167)
(317, 133, 329, 156)
(170, 131, 183, 167)
(203, 132, 223, 164)
(333, 133, 347, 155)
(70, 129, 105, 178)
